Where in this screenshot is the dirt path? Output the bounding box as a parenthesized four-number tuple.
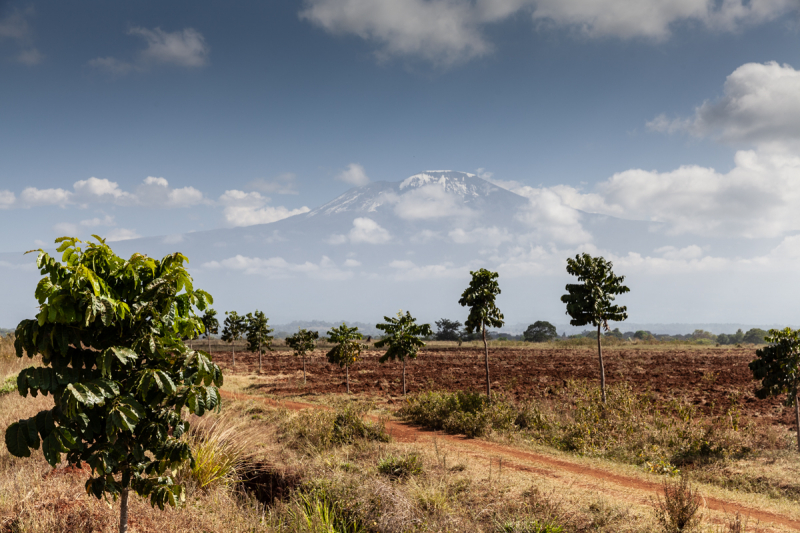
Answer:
(221, 390, 800, 531)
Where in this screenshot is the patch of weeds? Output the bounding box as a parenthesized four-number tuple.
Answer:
(399, 390, 517, 438)
(288, 488, 366, 533)
(652, 473, 703, 533)
(495, 518, 564, 533)
(377, 453, 423, 479)
(0, 375, 15, 396)
(281, 401, 389, 451)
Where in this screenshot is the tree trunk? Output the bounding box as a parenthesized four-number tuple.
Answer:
(258, 343, 262, 374)
(346, 364, 350, 394)
(483, 324, 491, 401)
(403, 358, 407, 396)
(597, 323, 606, 404)
(303, 355, 306, 385)
(207, 334, 211, 353)
(232, 343, 236, 368)
(795, 391, 800, 453)
(118, 488, 129, 533)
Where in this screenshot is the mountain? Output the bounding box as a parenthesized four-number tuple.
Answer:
(0, 170, 788, 328)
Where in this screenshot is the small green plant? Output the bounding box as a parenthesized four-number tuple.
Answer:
(286, 328, 319, 385)
(377, 453, 423, 479)
(0, 375, 16, 396)
(653, 473, 703, 532)
(326, 323, 363, 394)
(399, 390, 517, 438)
(288, 489, 366, 533)
(282, 402, 389, 450)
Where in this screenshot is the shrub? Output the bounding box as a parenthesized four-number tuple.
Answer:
(282, 402, 389, 450)
(378, 453, 424, 479)
(653, 473, 703, 532)
(398, 390, 517, 438)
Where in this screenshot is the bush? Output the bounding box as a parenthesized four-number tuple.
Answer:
(653, 473, 703, 532)
(282, 402, 390, 450)
(377, 453, 424, 479)
(398, 390, 517, 438)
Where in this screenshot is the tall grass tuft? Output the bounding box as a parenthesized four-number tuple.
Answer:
(653, 473, 703, 532)
(281, 401, 389, 451)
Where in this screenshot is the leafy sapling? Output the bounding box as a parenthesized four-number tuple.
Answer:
(201, 308, 219, 354)
(285, 328, 319, 385)
(221, 310, 245, 367)
(458, 268, 504, 399)
(326, 323, 363, 394)
(245, 310, 273, 373)
(4, 236, 223, 533)
(375, 311, 432, 395)
(750, 327, 800, 451)
(561, 253, 629, 403)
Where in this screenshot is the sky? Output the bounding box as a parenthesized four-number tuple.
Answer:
(2, 0, 800, 327)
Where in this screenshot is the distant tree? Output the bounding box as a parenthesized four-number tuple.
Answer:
(201, 308, 219, 353)
(326, 323, 363, 394)
(561, 253, 629, 403)
(4, 237, 221, 533)
(245, 310, 273, 374)
(744, 328, 768, 345)
(716, 333, 731, 345)
(459, 268, 504, 399)
(690, 329, 716, 342)
(605, 328, 624, 340)
(750, 328, 800, 451)
(375, 311, 433, 395)
(733, 328, 745, 344)
(523, 321, 557, 343)
(633, 330, 654, 341)
(434, 319, 462, 342)
(285, 328, 319, 385)
(221, 311, 246, 367)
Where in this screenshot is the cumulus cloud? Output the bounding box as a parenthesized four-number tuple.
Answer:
(89, 27, 209, 74)
(649, 62, 800, 145)
(329, 217, 391, 244)
(336, 163, 370, 186)
(248, 173, 299, 195)
(53, 215, 116, 237)
(219, 189, 310, 227)
(137, 177, 206, 208)
(0, 7, 44, 65)
(300, 0, 795, 65)
(20, 187, 71, 207)
(203, 254, 352, 280)
(393, 185, 474, 220)
(0, 191, 15, 209)
(106, 228, 141, 242)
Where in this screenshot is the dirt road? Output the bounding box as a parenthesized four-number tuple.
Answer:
(221, 389, 800, 532)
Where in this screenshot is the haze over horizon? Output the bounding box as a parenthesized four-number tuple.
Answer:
(2, 1, 800, 328)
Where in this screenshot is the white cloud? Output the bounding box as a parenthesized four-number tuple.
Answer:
(20, 187, 71, 207)
(89, 27, 209, 74)
(73, 177, 132, 203)
(300, 0, 795, 65)
(248, 173, 299, 195)
(106, 228, 140, 242)
(649, 62, 800, 145)
(53, 215, 117, 237)
(393, 185, 474, 220)
(135, 177, 207, 208)
(448, 226, 513, 245)
(514, 188, 592, 244)
(17, 47, 42, 65)
(0, 7, 43, 66)
(336, 163, 370, 186)
(349, 217, 391, 243)
(219, 189, 310, 227)
(343, 259, 362, 267)
(0, 191, 15, 209)
(388, 259, 463, 280)
(203, 254, 352, 280)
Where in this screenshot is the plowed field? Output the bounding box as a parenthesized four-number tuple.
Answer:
(214, 345, 793, 427)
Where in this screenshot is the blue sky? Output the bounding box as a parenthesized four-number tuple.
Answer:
(2, 0, 798, 251)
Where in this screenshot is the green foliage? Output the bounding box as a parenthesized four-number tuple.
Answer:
(749, 327, 800, 405)
(245, 310, 274, 353)
(634, 330, 654, 341)
(458, 268, 505, 335)
(434, 318, 462, 341)
(377, 453, 423, 479)
(0, 375, 16, 396)
(523, 321, 557, 343)
(4, 236, 222, 512)
(398, 390, 517, 438)
(201, 308, 219, 340)
(561, 253, 629, 329)
(221, 311, 245, 346)
(375, 311, 432, 363)
(743, 328, 768, 345)
(286, 328, 320, 358)
(281, 402, 389, 450)
(326, 323, 363, 368)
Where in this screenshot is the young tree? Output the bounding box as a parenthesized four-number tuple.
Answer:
(523, 321, 558, 342)
(221, 311, 245, 367)
(326, 323, 363, 394)
(4, 236, 222, 533)
(750, 328, 800, 451)
(375, 311, 433, 395)
(245, 310, 273, 373)
(201, 308, 219, 353)
(434, 318, 462, 341)
(458, 268, 504, 399)
(561, 253, 629, 403)
(285, 328, 319, 385)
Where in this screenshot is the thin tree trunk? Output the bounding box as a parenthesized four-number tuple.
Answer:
(483, 324, 491, 400)
(232, 343, 236, 368)
(207, 334, 210, 353)
(259, 343, 262, 374)
(118, 488, 129, 533)
(346, 364, 350, 394)
(597, 323, 606, 404)
(403, 358, 406, 396)
(795, 391, 800, 453)
(303, 355, 306, 385)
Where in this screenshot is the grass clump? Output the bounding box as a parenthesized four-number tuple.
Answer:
(0, 375, 15, 396)
(652, 473, 703, 532)
(281, 401, 390, 451)
(495, 518, 564, 533)
(377, 453, 424, 479)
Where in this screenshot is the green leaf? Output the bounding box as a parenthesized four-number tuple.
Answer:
(5, 422, 32, 458)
